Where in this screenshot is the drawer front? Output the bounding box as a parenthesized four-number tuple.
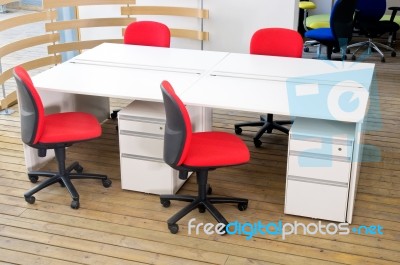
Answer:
(289, 138, 353, 158)
(119, 133, 163, 159)
(287, 154, 351, 183)
(285, 179, 348, 222)
(120, 155, 184, 194)
(119, 116, 165, 135)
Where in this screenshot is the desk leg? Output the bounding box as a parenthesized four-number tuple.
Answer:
(346, 121, 364, 224)
(187, 106, 212, 132)
(24, 90, 110, 171)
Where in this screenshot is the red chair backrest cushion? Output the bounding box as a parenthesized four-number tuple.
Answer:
(250, 28, 303, 58)
(124, 21, 171, 48)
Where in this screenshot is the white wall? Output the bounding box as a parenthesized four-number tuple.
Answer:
(76, 0, 301, 53)
(203, 0, 300, 53)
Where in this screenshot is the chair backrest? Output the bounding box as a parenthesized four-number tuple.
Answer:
(13, 66, 45, 146)
(160, 81, 192, 167)
(330, 0, 358, 43)
(124, 21, 171, 47)
(250, 28, 303, 58)
(356, 0, 387, 22)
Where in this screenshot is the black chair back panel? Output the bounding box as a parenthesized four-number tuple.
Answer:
(331, 0, 358, 43)
(13, 68, 44, 146)
(356, 0, 387, 22)
(160, 81, 192, 167)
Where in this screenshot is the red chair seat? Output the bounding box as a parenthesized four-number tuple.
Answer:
(183, 132, 250, 167)
(38, 112, 101, 144)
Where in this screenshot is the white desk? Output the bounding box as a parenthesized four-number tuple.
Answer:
(29, 43, 228, 171)
(29, 43, 375, 223)
(182, 53, 374, 122)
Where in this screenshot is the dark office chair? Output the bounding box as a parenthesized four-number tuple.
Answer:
(348, 0, 399, 62)
(234, 28, 303, 147)
(124, 20, 171, 47)
(159, 80, 249, 234)
(304, 0, 358, 60)
(13, 66, 112, 209)
(111, 21, 171, 120)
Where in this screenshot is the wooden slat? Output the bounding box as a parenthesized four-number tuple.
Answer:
(0, 55, 61, 86)
(45, 18, 135, 32)
(0, 0, 17, 4)
(170, 28, 209, 41)
(0, 10, 57, 32)
(0, 33, 59, 58)
(121, 6, 209, 19)
(47, 39, 123, 54)
(43, 0, 136, 9)
(0, 91, 16, 110)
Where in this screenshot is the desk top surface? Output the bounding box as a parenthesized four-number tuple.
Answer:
(72, 43, 229, 73)
(32, 43, 375, 123)
(33, 43, 228, 101)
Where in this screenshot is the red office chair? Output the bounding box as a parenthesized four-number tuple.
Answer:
(234, 28, 304, 147)
(124, 21, 171, 47)
(13, 66, 112, 209)
(111, 21, 171, 120)
(159, 81, 250, 234)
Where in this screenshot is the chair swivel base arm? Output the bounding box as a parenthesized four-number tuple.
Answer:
(24, 147, 111, 209)
(160, 169, 248, 234)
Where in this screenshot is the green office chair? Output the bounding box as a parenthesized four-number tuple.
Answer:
(299, 1, 331, 54)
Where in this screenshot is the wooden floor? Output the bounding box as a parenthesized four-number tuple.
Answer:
(1, 42, 400, 264)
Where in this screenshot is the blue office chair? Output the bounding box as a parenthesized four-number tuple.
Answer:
(304, 0, 358, 60)
(347, 0, 399, 62)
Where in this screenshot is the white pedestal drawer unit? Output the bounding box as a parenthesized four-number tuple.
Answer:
(118, 100, 187, 194)
(285, 117, 356, 222)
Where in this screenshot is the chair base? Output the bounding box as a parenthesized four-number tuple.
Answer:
(234, 113, 292, 147)
(160, 170, 248, 234)
(348, 39, 397, 62)
(24, 148, 111, 209)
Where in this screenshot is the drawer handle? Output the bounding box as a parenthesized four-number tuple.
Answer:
(338, 147, 342, 151)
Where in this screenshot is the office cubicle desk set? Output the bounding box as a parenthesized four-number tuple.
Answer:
(29, 43, 374, 226)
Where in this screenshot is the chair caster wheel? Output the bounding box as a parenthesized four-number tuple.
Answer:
(253, 139, 262, 148)
(25, 196, 35, 204)
(238, 202, 248, 211)
(303, 47, 309, 52)
(102, 179, 112, 188)
(351, 55, 356, 61)
(391, 51, 396, 57)
(198, 204, 206, 213)
(71, 200, 80, 209)
(74, 164, 83, 173)
(346, 48, 350, 54)
(168, 223, 179, 234)
(110, 111, 118, 119)
(161, 199, 171, 208)
(381, 57, 385, 63)
(28, 175, 38, 183)
(207, 185, 212, 195)
(234, 127, 242, 135)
